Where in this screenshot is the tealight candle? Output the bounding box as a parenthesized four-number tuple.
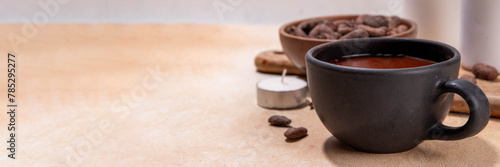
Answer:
(256, 69, 308, 109)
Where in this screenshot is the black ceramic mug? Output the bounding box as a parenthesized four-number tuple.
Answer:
(306, 38, 490, 153)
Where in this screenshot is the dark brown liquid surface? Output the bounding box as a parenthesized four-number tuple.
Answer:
(330, 54, 435, 69)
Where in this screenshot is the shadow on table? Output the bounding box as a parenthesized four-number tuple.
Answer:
(323, 136, 498, 166)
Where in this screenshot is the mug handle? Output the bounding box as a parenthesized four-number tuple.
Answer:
(427, 79, 490, 140)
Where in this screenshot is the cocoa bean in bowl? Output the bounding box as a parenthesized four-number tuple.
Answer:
(279, 15, 417, 69)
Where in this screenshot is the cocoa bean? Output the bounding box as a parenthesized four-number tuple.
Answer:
(339, 29, 369, 39)
(285, 26, 294, 34)
(284, 127, 308, 139)
(396, 25, 408, 33)
(292, 26, 308, 37)
(344, 20, 356, 27)
(308, 23, 336, 39)
(286, 26, 306, 37)
(317, 33, 336, 39)
(357, 25, 386, 37)
(337, 24, 354, 34)
(472, 63, 498, 81)
(363, 15, 389, 28)
(268, 115, 291, 126)
(333, 19, 348, 26)
(297, 19, 322, 35)
(323, 20, 338, 31)
(388, 16, 401, 29)
(356, 14, 369, 24)
(333, 32, 342, 39)
(386, 30, 398, 36)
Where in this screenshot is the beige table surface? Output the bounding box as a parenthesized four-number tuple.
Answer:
(0, 24, 499, 166)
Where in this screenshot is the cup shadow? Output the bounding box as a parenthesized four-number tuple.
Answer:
(323, 136, 498, 166)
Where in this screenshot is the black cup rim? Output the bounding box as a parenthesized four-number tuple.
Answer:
(305, 38, 460, 75)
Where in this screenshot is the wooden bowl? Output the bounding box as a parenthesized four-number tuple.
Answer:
(279, 15, 417, 69)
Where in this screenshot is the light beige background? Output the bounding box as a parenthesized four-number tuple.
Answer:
(0, 0, 422, 24)
(0, 0, 462, 47)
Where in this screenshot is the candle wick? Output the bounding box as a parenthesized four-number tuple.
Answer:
(281, 68, 287, 83)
